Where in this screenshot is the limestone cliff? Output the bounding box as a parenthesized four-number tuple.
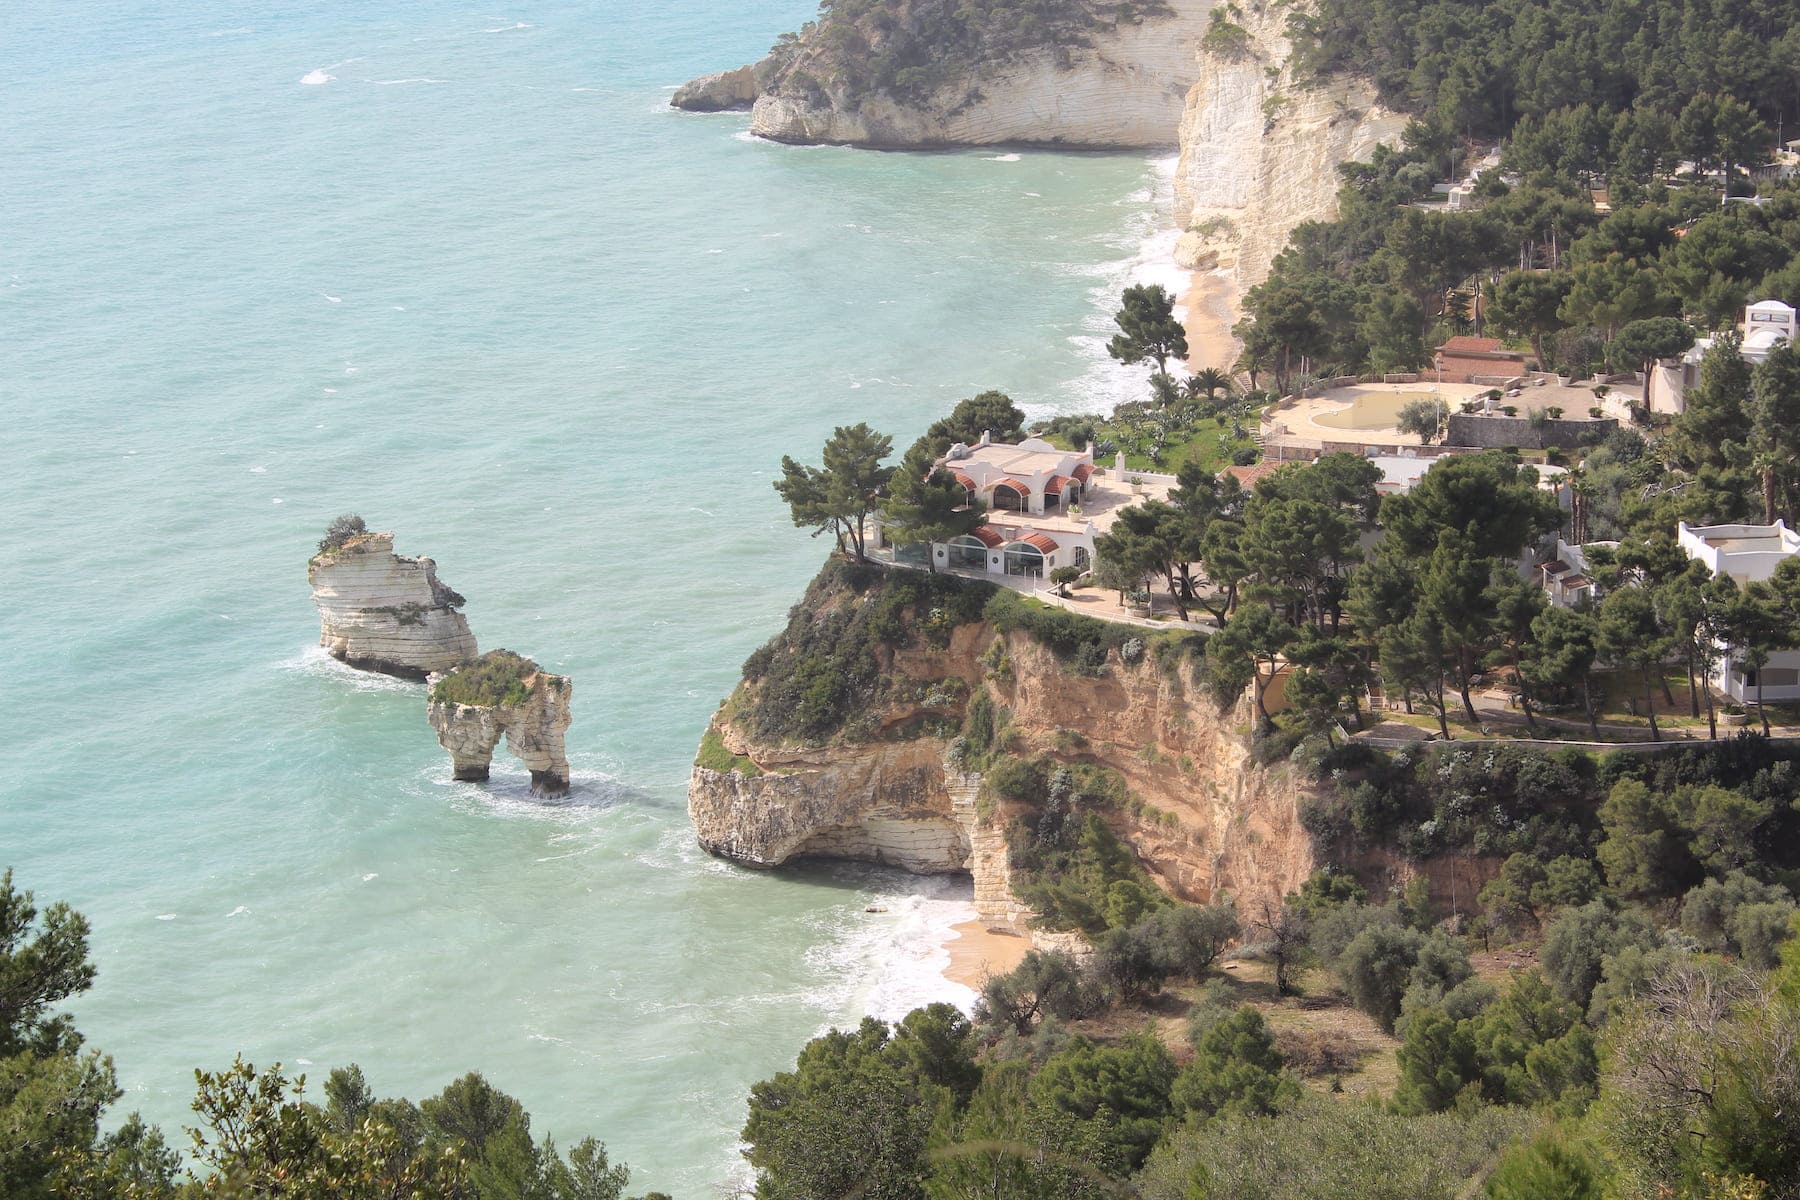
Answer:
(688, 575, 1321, 924)
(747, 3, 1214, 149)
(676, 0, 1403, 332)
(1170, 3, 1406, 299)
(428, 651, 572, 797)
(308, 532, 477, 679)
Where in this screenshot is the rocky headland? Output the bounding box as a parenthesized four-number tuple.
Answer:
(674, 0, 1404, 323)
(428, 650, 573, 797)
(688, 563, 1491, 943)
(308, 530, 477, 679)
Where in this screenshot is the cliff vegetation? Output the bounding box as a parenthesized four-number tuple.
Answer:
(431, 649, 540, 708)
(766, 0, 1173, 104)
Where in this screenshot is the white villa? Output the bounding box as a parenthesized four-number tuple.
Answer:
(1678, 519, 1800, 586)
(1678, 520, 1800, 702)
(874, 433, 1107, 579)
(1647, 299, 1797, 414)
(932, 434, 1098, 577)
(1539, 537, 1618, 608)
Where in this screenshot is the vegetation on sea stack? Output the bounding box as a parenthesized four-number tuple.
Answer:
(431, 649, 540, 708)
(765, 0, 1173, 104)
(316, 513, 367, 555)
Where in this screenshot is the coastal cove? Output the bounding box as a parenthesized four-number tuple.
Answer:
(0, 0, 1204, 1195)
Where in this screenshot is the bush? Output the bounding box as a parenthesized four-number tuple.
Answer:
(1171, 1006, 1299, 1121)
(976, 949, 1107, 1033)
(695, 729, 761, 776)
(740, 560, 993, 744)
(431, 650, 538, 708)
(317, 513, 367, 554)
(1541, 902, 1658, 1009)
(984, 588, 1131, 662)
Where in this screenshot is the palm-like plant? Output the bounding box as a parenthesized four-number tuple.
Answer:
(1186, 367, 1234, 409)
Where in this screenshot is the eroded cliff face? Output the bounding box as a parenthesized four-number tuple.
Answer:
(689, 614, 1323, 922)
(1171, 5, 1406, 296)
(748, 5, 1216, 149)
(428, 668, 573, 797)
(308, 532, 477, 679)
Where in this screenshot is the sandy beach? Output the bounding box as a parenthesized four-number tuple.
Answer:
(943, 919, 1032, 989)
(1182, 269, 1240, 373)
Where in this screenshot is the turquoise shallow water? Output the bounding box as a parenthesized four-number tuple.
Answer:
(0, 1, 1171, 1192)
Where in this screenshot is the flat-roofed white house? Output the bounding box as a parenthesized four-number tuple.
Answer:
(1648, 300, 1797, 414)
(1678, 520, 1800, 701)
(1678, 520, 1800, 585)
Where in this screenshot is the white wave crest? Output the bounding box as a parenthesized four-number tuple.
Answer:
(300, 69, 335, 86)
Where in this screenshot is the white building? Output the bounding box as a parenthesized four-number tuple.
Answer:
(1648, 300, 1797, 414)
(879, 435, 1101, 579)
(1539, 537, 1617, 608)
(1677, 520, 1800, 702)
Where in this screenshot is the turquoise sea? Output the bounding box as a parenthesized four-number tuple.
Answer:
(1, 1, 1176, 1192)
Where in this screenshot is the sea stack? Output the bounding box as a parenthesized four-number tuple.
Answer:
(427, 650, 573, 797)
(308, 518, 478, 679)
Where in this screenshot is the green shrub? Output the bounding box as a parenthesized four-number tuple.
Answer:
(431, 650, 537, 708)
(695, 729, 762, 777)
(316, 513, 367, 555)
(739, 559, 994, 744)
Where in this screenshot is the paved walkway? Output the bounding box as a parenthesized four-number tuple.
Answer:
(865, 553, 1214, 633)
(1359, 686, 1800, 749)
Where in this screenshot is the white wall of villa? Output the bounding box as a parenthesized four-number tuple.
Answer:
(1677, 520, 1800, 585)
(1649, 300, 1796, 414)
(874, 435, 1107, 580)
(1539, 537, 1616, 608)
(938, 434, 1097, 517)
(1678, 519, 1800, 702)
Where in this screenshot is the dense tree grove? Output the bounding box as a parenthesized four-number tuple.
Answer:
(1291, 0, 1799, 144)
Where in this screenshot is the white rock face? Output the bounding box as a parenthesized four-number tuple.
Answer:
(1172, 7, 1406, 292)
(672, 64, 759, 112)
(750, 3, 1216, 148)
(688, 735, 971, 874)
(427, 666, 573, 797)
(308, 532, 477, 679)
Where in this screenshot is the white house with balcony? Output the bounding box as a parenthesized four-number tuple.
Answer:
(1648, 299, 1797, 414)
(1677, 519, 1800, 702)
(1539, 537, 1617, 608)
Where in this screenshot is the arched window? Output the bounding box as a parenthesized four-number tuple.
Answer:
(1072, 546, 1091, 572)
(1003, 542, 1046, 577)
(947, 534, 988, 570)
(992, 480, 1028, 512)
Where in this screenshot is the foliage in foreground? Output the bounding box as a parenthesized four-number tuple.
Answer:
(0, 870, 657, 1200)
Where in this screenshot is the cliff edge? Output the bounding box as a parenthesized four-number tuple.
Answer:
(308, 531, 478, 679)
(687, 562, 1321, 924)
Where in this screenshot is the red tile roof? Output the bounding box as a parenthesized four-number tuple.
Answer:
(950, 470, 976, 491)
(969, 526, 1005, 548)
(990, 476, 1029, 495)
(1222, 462, 1283, 488)
(1044, 474, 1072, 495)
(1071, 463, 1094, 481)
(1018, 533, 1058, 554)
(1437, 336, 1506, 354)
